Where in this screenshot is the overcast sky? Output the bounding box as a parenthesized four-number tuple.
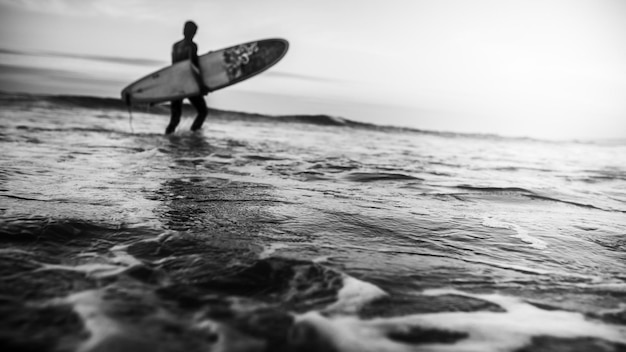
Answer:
(1, 0, 625, 140)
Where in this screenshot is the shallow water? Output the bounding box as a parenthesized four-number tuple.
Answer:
(1, 93, 625, 351)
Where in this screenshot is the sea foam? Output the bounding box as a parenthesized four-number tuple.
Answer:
(481, 216, 548, 250)
(292, 288, 626, 352)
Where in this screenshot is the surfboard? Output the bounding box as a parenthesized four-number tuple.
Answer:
(121, 38, 289, 105)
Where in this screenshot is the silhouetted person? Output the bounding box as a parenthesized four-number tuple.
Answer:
(166, 21, 210, 135)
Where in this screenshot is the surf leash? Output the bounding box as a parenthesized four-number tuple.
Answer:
(127, 105, 134, 133)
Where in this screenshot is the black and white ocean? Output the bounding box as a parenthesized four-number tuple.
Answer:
(1, 92, 625, 352)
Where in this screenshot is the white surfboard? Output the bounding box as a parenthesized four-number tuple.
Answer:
(121, 38, 289, 104)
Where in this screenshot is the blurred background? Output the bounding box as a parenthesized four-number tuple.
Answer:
(1, 0, 625, 140)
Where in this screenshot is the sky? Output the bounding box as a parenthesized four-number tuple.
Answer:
(1, 0, 625, 140)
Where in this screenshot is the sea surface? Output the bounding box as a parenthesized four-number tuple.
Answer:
(1, 92, 625, 352)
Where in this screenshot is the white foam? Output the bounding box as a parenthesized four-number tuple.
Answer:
(63, 290, 124, 352)
(194, 318, 266, 352)
(481, 216, 548, 250)
(39, 243, 143, 279)
(291, 312, 408, 352)
(293, 288, 626, 352)
(258, 243, 289, 259)
(109, 243, 144, 267)
(40, 262, 129, 279)
(325, 275, 388, 314)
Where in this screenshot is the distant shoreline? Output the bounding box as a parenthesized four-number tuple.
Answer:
(1, 90, 623, 145)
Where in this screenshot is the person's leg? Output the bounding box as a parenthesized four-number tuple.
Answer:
(189, 95, 208, 131)
(166, 99, 183, 134)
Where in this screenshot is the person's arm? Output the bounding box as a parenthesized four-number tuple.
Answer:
(189, 44, 210, 95)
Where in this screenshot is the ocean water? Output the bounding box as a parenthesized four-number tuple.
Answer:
(1, 92, 625, 351)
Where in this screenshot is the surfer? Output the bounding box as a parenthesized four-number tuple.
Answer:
(166, 20, 210, 135)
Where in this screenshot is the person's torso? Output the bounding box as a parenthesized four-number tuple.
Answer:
(172, 40, 197, 63)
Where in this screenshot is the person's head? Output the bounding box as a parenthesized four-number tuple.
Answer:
(183, 21, 197, 39)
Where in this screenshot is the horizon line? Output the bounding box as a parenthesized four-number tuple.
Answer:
(1, 89, 623, 145)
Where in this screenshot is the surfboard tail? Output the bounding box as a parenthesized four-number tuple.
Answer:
(121, 90, 134, 107)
